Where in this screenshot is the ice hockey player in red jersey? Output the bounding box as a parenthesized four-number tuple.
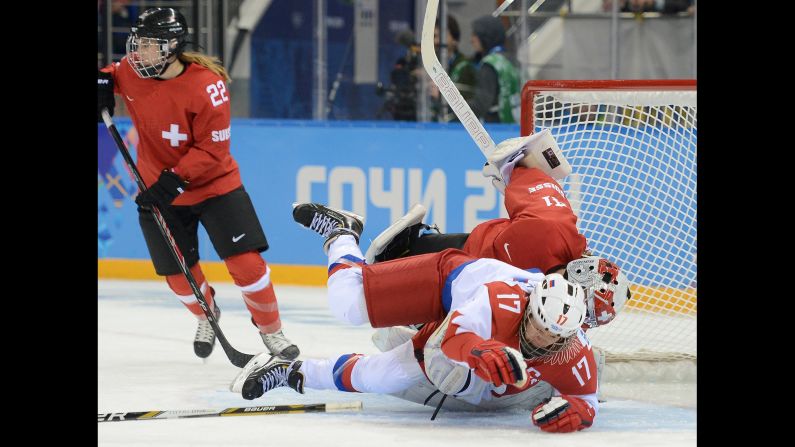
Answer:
(97, 7, 298, 361)
(364, 131, 631, 329)
(231, 220, 598, 432)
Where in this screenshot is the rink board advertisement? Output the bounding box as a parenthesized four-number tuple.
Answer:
(98, 119, 517, 266)
(98, 119, 696, 289)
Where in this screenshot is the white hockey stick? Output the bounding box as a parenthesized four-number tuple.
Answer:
(421, 0, 497, 158)
(422, 0, 571, 187)
(98, 402, 363, 422)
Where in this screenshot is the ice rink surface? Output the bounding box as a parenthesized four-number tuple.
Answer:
(99, 280, 696, 446)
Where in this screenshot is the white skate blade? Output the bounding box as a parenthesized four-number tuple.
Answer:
(229, 352, 277, 393)
(364, 203, 427, 264)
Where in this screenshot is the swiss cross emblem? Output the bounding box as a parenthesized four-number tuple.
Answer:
(162, 124, 188, 147)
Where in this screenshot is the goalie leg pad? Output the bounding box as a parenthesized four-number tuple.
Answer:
(371, 223, 426, 263)
(423, 314, 473, 396)
(420, 313, 496, 405)
(364, 204, 427, 264)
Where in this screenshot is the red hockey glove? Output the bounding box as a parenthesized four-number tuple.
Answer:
(532, 395, 595, 433)
(465, 340, 526, 387)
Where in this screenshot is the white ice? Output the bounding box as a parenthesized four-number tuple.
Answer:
(99, 280, 696, 447)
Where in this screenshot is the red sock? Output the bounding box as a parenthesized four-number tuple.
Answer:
(166, 263, 215, 319)
(225, 251, 282, 333)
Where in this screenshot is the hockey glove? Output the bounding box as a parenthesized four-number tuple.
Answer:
(532, 395, 595, 433)
(466, 340, 527, 387)
(98, 70, 115, 122)
(135, 169, 187, 210)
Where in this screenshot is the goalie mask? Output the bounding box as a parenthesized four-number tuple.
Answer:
(519, 273, 586, 359)
(566, 256, 632, 329)
(126, 8, 188, 79)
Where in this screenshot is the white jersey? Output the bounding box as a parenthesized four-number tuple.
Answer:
(442, 258, 545, 315)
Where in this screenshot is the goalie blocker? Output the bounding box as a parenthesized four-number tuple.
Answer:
(483, 129, 572, 193)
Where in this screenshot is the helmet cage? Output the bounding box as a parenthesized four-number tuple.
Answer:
(519, 312, 570, 359)
(519, 326, 576, 360)
(567, 257, 630, 328)
(126, 34, 178, 79)
(518, 273, 586, 359)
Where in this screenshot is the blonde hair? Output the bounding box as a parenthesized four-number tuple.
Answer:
(178, 51, 230, 83)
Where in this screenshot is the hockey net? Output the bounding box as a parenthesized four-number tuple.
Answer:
(521, 80, 696, 370)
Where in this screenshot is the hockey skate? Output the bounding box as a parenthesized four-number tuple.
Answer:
(292, 203, 364, 253)
(260, 329, 300, 360)
(193, 303, 221, 359)
(232, 352, 305, 400)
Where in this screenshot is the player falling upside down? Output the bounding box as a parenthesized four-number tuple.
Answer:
(365, 129, 631, 330)
(232, 206, 601, 432)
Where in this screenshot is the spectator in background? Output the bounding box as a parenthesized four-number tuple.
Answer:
(429, 15, 476, 123)
(111, 0, 133, 57)
(468, 15, 520, 124)
(602, 0, 694, 14)
(98, 0, 139, 63)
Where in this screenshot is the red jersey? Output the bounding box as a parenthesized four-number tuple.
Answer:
(463, 167, 587, 273)
(416, 280, 598, 409)
(102, 58, 242, 206)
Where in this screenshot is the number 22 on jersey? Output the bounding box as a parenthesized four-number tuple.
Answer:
(207, 81, 229, 107)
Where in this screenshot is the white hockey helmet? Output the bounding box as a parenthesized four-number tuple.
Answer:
(566, 256, 632, 328)
(527, 273, 587, 338)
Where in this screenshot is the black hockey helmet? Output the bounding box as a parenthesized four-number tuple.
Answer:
(126, 8, 189, 78)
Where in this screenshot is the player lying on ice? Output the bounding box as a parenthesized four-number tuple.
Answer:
(231, 203, 601, 432)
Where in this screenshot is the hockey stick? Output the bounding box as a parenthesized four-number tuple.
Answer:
(492, 0, 516, 17)
(101, 109, 254, 368)
(98, 401, 363, 422)
(421, 0, 497, 158)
